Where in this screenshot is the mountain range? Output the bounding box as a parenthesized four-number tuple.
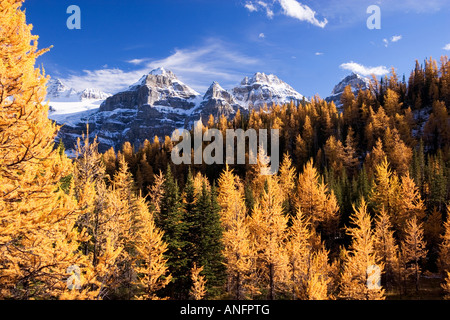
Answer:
(47, 68, 369, 153)
(47, 78, 111, 102)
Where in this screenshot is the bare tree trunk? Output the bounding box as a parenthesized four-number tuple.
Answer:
(236, 273, 241, 300)
(269, 263, 274, 300)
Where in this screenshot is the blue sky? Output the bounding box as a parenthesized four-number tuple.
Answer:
(24, 0, 450, 98)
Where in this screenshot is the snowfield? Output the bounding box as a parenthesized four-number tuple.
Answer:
(48, 99, 104, 127)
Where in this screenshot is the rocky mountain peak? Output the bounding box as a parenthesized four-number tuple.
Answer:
(252, 72, 283, 85)
(203, 81, 227, 99)
(331, 72, 370, 95)
(233, 72, 305, 109)
(46, 78, 109, 101)
(325, 73, 371, 108)
(79, 88, 111, 100)
(149, 67, 170, 76)
(47, 78, 76, 99)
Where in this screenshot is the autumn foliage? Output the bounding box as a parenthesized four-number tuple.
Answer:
(1, 0, 450, 300)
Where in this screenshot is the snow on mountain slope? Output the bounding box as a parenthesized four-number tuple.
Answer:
(79, 88, 111, 100)
(46, 78, 111, 125)
(197, 81, 240, 121)
(123, 67, 200, 99)
(231, 72, 306, 109)
(48, 100, 104, 127)
(50, 68, 307, 152)
(325, 73, 371, 108)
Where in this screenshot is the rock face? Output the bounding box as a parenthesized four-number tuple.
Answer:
(51, 68, 306, 153)
(198, 81, 241, 121)
(100, 68, 200, 112)
(325, 73, 370, 108)
(53, 68, 202, 153)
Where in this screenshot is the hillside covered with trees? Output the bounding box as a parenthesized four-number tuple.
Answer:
(1, 0, 449, 300)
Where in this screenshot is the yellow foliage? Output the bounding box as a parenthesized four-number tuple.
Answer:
(0, 0, 85, 299)
(190, 263, 207, 300)
(339, 199, 385, 300)
(218, 166, 254, 299)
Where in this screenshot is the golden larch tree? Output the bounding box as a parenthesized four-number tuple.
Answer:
(439, 206, 450, 298)
(279, 152, 296, 202)
(438, 206, 450, 274)
(189, 263, 207, 300)
(72, 136, 125, 299)
(217, 166, 254, 300)
(339, 199, 385, 300)
(370, 157, 400, 223)
(400, 216, 427, 292)
(296, 159, 340, 240)
(305, 248, 331, 300)
(133, 193, 171, 300)
(373, 207, 400, 292)
(396, 173, 426, 235)
(286, 209, 312, 299)
(0, 0, 86, 299)
(249, 175, 289, 300)
(286, 208, 331, 300)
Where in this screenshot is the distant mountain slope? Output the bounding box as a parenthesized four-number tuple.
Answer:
(325, 73, 370, 108)
(49, 68, 306, 153)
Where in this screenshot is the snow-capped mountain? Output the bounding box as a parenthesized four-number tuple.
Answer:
(100, 67, 200, 112)
(79, 88, 111, 101)
(51, 68, 306, 153)
(46, 78, 111, 102)
(232, 72, 305, 109)
(46, 78, 79, 101)
(198, 81, 240, 121)
(325, 73, 371, 108)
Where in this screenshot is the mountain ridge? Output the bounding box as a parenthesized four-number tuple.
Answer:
(325, 72, 371, 108)
(48, 68, 308, 153)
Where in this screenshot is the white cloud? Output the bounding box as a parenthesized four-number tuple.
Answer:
(383, 35, 402, 47)
(299, 1, 450, 29)
(127, 58, 147, 65)
(244, 2, 258, 12)
(266, 8, 274, 18)
(259, 33, 265, 38)
(278, 0, 328, 28)
(340, 61, 389, 76)
(443, 43, 450, 51)
(243, 0, 327, 28)
(62, 68, 144, 94)
(315, 52, 324, 56)
(60, 40, 261, 94)
(245, 1, 274, 18)
(391, 35, 402, 42)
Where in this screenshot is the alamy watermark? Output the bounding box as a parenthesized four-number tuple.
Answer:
(170, 121, 280, 175)
(66, 264, 81, 290)
(367, 5, 381, 30)
(67, 5, 81, 30)
(366, 264, 381, 290)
